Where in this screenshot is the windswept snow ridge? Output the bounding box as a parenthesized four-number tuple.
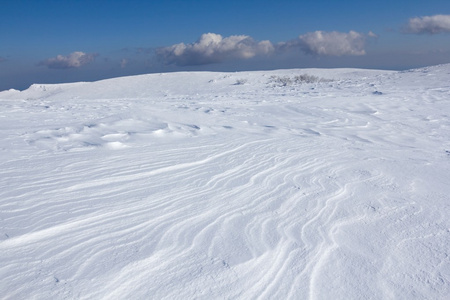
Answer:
(1, 65, 449, 299)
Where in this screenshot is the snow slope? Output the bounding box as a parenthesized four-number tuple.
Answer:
(0, 65, 449, 299)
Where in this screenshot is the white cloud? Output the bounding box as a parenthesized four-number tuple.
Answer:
(156, 33, 274, 66)
(39, 51, 97, 69)
(297, 31, 367, 56)
(404, 15, 450, 34)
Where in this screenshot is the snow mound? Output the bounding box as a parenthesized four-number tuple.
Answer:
(22, 118, 205, 151)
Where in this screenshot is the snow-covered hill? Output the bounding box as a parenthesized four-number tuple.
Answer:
(1, 65, 449, 299)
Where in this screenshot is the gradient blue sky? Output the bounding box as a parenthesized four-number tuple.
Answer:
(1, 0, 450, 91)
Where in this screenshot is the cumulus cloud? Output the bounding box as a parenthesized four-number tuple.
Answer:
(404, 14, 450, 34)
(276, 31, 371, 56)
(296, 31, 368, 56)
(156, 33, 274, 66)
(38, 51, 97, 69)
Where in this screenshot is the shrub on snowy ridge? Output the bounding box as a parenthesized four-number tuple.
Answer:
(234, 78, 248, 85)
(268, 74, 332, 86)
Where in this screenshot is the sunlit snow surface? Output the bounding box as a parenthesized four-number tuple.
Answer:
(1, 65, 449, 299)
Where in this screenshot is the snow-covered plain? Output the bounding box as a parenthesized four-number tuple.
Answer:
(0, 64, 449, 299)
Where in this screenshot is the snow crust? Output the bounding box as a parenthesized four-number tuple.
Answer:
(1, 65, 449, 299)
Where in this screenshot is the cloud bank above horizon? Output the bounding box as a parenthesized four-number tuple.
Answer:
(156, 30, 374, 66)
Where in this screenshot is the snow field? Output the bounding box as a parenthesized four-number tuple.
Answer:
(0, 65, 449, 299)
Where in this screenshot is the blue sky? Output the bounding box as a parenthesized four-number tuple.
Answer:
(1, 0, 450, 91)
